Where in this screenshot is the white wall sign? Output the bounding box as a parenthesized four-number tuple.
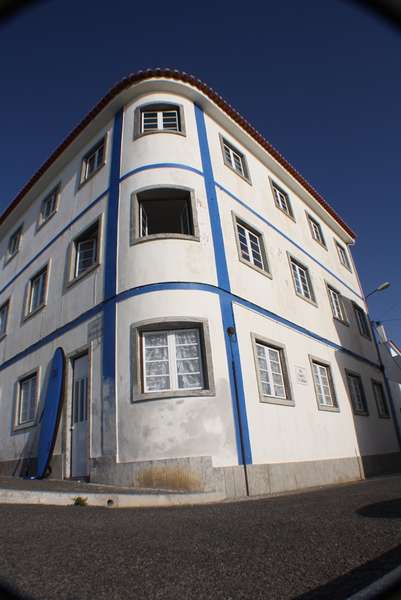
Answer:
(295, 366, 308, 385)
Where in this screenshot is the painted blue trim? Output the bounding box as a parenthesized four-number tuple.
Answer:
(0, 189, 109, 297)
(0, 281, 381, 374)
(120, 162, 204, 182)
(194, 105, 231, 292)
(215, 181, 364, 301)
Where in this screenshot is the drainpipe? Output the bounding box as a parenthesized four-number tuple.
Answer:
(227, 326, 250, 497)
(371, 320, 401, 451)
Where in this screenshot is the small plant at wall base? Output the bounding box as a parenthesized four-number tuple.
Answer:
(72, 496, 88, 506)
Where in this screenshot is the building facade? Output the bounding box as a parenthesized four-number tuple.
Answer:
(0, 69, 399, 496)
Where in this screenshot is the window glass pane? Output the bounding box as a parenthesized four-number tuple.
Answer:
(76, 238, 97, 277)
(30, 270, 46, 312)
(313, 363, 334, 406)
(256, 343, 286, 399)
(19, 375, 36, 424)
(0, 303, 8, 335)
(145, 376, 170, 391)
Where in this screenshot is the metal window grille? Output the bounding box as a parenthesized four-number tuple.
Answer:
(142, 109, 179, 132)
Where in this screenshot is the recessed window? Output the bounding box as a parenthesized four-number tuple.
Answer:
(220, 136, 250, 182)
(336, 241, 352, 271)
(131, 320, 215, 401)
(372, 380, 390, 418)
(346, 371, 368, 415)
(17, 372, 38, 427)
(0, 300, 9, 338)
(39, 184, 60, 226)
(254, 338, 292, 405)
(307, 214, 326, 247)
(327, 285, 347, 323)
(289, 256, 316, 303)
(26, 266, 48, 317)
(234, 217, 270, 274)
(131, 188, 198, 243)
(7, 226, 23, 262)
(134, 103, 185, 138)
(271, 180, 294, 219)
(353, 303, 371, 339)
(311, 360, 338, 410)
(80, 137, 106, 184)
(69, 220, 100, 282)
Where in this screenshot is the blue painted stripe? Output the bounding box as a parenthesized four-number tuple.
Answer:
(0, 189, 109, 297)
(215, 181, 364, 301)
(194, 105, 231, 291)
(0, 281, 381, 374)
(120, 162, 204, 182)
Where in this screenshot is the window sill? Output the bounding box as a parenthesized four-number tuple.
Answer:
(132, 388, 215, 403)
(13, 420, 36, 433)
(223, 161, 252, 185)
(4, 251, 19, 267)
(78, 162, 106, 191)
(131, 233, 200, 246)
(358, 332, 372, 342)
(353, 410, 370, 417)
(378, 413, 391, 419)
(294, 291, 318, 308)
(36, 211, 57, 233)
(23, 303, 46, 323)
(260, 396, 294, 407)
(312, 238, 328, 251)
(66, 263, 100, 289)
(317, 404, 340, 413)
(134, 129, 186, 141)
(239, 256, 272, 279)
(275, 205, 296, 222)
(0, 332, 6, 342)
(333, 316, 349, 327)
(339, 262, 352, 273)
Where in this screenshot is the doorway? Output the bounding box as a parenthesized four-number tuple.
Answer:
(70, 352, 89, 478)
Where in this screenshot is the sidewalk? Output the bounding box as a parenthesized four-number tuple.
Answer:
(0, 476, 225, 508)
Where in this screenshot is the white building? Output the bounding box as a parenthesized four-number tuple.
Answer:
(0, 69, 399, 496)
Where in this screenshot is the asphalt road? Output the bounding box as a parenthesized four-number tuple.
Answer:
(2, 476, 401, 600)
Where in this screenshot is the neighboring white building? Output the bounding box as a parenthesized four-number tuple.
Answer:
(374, 323, 401, 434)
(0, 69, 399, 496)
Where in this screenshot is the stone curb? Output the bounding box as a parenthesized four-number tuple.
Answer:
(347, 564, 401, 599)
(0, 488, 226, 508)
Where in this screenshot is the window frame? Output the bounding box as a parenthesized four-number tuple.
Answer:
(66, 216, 102, 287)
(0, 298, 10, 340)
(133, 102, 186, 139)
(326, 282, 348, 325)
(345, 369, 369, 416)
(219, 134, 251, 183)
(306, 212, 327, 249)
(130, 317, 215, 402)
(24, 263, 49, 320)
(371, 379, 390, 419)
(232, 213, 271, 278)
(14, 368, 40, 431)
(37, 183, 61, 230)
(352, 302, 371, 340)
(130, 186, 200, 245)
(309, 355, 339, 412)
(335, 240, 352, 272)
(251, 333, 294, 406)
(79, 135, 107, 187)
(269, 178, 295, 221)
(5, 225, 23, 264)
(288, 253, 317, 306)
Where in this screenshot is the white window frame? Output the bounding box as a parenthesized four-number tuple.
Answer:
(310, 357, 338, 412)
(80, 136, 106, 185)
(142, 109, 179, 133)
(346, 371, 368, 415)
(307, 213, 326, 247)
(6, 225, 23, 262)
(336, 241, 352, 271)
(252, 334, 293, 406)
(134, 103, 186, 139)
(25, 265, 48, 318)
(327, 284, 347, 323)
(38, 184, 60, 227)
(233, 215, 270, 276)
(0, 299, 9, 339)
(67, 218, 101, 285)
(289, 255, 316, 304)
(220, 135, 250, 182)
(353, 303, 371, 339)
(15, 370, 39, 429)
(270, 179, 294, 219)
(372, 380, 390, 419)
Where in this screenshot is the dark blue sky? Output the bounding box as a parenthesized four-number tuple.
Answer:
(1, 0, 400, 341)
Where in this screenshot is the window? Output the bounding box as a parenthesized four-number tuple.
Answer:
(131, 319, 215, 401)
(131, 188, 198, 243)
(39, 184, 60, 226)
(69, 220, 100, 282)
(327, 285, 347, 323)
(7, 226, 22, 261)
(234, 217, 270, 274)
(336, 241, 352, 271)
(372, 380, 390, 418)
(346, 371, 368, 415)
(0, 300, 9, 338)
(311, 360, 337, 410)
(270, 180, 294, 219)
(26, 266, 48, 317)
(289, 256, 316, 303)
(254, 338, 292, 405)
(353, 304, 371, 339)
(134, 103, 185, 138)
(220, 136, 250, 181)
(17, 372, 38, 427)
(80, 137, 106, 184)
(307, 214, 326, 247)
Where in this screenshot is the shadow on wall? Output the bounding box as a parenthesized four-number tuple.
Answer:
(0, 579, 33, 600)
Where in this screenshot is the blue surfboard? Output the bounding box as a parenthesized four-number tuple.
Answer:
(30, 347, 65, 479)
